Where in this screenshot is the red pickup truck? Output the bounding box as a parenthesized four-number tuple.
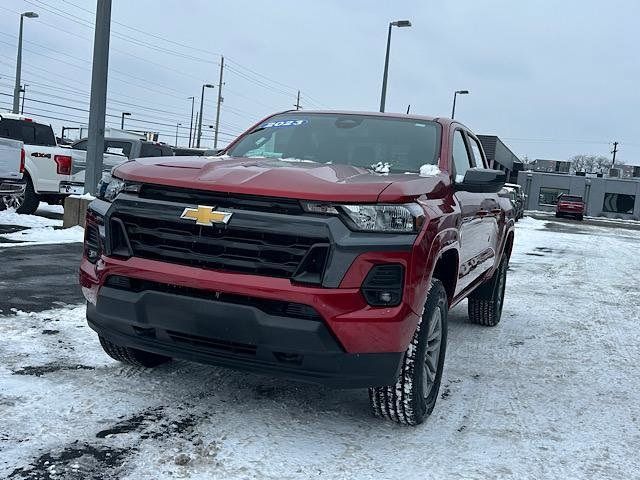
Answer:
(556, 194, 585, 220)
(80, 111, 515, 425)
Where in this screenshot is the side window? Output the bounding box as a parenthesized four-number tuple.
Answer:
(467, 136, 486, 169)
(139, 143, 164, 157)
(452, 130, 472, 182)
(105, 141, 132, 158)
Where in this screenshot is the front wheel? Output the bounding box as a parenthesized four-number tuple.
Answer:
(369, 279, 448, 426)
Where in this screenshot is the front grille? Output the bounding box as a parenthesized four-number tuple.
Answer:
(104, 276, 323, 321)
(112, 213, 326, 278)
(139, 185, 304, 215)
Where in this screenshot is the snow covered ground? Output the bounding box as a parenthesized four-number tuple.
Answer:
(1, 217, 639, 479)
(0, 205, 83, 247)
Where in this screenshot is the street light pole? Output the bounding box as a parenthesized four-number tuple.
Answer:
(20, 84, 28, 114)
(120, 111, 131, 130)
(451, 90, 469, 119)
(196, 83, 214, 148)
(13, 12, 38, 114)
(187, 96, 195, 148)
(379, 19, 411, 113)
(175, 122, 181, 147)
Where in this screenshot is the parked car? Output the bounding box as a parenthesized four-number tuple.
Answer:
(80, 110, 515, 426)
(65, 137, 175, 194)
(504, 183, 525, 220)
(0, 113, 74, 214)
(556, 194, 585, 220)
(0, 137, 25, 210)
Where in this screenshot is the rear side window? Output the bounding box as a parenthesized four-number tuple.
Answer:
(0, 119, 56, 146)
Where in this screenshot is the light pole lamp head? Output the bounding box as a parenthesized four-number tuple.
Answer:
(22, 11, 39, 18)
(456, 90, 469, 95)
(122, 112, 131, 117)
(204, 84, 214, 89)
(392, 20, 411, 27)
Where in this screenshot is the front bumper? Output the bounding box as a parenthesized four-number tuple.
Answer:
(80, 195, 424, 386)
(86, 284, 403, 387)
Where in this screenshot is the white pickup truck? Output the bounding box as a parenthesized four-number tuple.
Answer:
(0, 137, 25, 210)
(0, 113, 73, 214)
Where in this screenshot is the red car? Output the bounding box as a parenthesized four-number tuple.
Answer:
(556, 194, 585, 220)
(80, 111, 515, 425)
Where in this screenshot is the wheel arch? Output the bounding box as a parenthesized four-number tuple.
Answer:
(430, 247, 459, 306)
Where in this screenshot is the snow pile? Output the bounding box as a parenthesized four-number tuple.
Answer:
(370, 162, 390, 174)
(70, 193, 96, 200)
(419, 164, 441, 177)
(0, 209, 61, 228)
(0, 225, 84, 247)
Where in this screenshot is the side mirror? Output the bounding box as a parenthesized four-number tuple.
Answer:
(455, 168, 506, 193)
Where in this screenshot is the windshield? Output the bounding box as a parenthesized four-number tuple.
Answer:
(227, 113, 441, 173)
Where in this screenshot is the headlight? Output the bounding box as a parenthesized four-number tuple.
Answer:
(302, 202, 424, 233)
(96, 173, 139, 202)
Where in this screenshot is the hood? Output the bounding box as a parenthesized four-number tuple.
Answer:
(114, 156, 449, 203)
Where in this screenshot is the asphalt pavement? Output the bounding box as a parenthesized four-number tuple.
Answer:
(0, 242, 85, 314)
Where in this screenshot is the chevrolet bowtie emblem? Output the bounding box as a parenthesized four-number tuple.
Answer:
(180, 205, 232, 226)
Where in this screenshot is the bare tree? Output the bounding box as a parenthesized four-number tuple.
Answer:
(521, 155, 535, 169)
(570, 154, 624, 173)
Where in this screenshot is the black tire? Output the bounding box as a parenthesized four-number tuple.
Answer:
(99, 335, 171, 368)
(577, 214, 584, 221)
(16, 175, 40, 215)
(555, 212, 561, 218)
(369, 279, 448, 426)
(468, 256, 508, 327)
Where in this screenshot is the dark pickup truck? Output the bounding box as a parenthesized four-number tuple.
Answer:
(80, 111, 515, 425)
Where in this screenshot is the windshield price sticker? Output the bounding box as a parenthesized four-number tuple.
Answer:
(261, 119, 308, 128)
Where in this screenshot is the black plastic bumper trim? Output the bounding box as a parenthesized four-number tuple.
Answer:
(87, 286, 403, 388)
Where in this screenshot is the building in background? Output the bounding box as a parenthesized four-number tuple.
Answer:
(531, 159, 572, 174)
(478, 135, 522, 183)
(517, 171, 640, 220)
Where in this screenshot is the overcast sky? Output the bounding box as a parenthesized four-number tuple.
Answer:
(0, 0, 638, 164)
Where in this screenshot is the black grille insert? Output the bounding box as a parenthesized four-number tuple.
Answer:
(112, 213, 326, 279)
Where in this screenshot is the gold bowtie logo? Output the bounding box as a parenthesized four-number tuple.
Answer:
(180, 205, 232, 226)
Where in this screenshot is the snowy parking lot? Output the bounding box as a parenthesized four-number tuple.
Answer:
(1, 212, 639, 479)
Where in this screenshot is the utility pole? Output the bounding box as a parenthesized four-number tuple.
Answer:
(213, 56, 224, 149)
(611, 141, 619, 168)
(187, 96, 195, 148)
(406, 104, 410, 114)
(294, 90, 301, 110)
(85, 0, 111, 195)
(20, 84, 27, 114)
